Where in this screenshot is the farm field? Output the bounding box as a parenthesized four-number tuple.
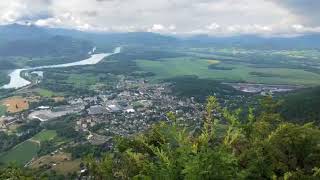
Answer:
(1, 96, 29, 113)
(136, 57, 320, 86)
(0, 130, 57, 166)
(35, 88, 56, 98)
(0, 140, 40, 166)
(30, 153, 81, 175)
(32, 130, 57, 142)
(67, 73, 101, 87)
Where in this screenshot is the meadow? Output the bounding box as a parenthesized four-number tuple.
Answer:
(32, 130, 57, 142)
(30, 153, 81, 175)
(0, 140, 39, 166)
(35, 88, 56, 98)
(0, 130, 57, 166)
(136, 56, 320, 86)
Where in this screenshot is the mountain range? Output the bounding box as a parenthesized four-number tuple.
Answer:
(1, 24, 320, 56)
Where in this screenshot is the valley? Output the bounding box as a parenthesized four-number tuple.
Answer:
(0, 24, 319, 179)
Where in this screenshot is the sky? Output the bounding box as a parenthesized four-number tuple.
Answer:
(0, 0, 319, 36)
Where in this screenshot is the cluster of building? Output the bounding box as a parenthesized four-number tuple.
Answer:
(28, 104, 85, 121)
(0, 116, 17, 131)
(73, 79, 204, 143)
(1, 78, 269, 146)
(225, 83, 302, 95)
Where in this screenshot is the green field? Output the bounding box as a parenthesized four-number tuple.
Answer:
(66, 73, 103, 87)
(32, 130, 57, 142)
(136, 58, 320, 86)
(0, 104, 6, 116)
(0, 140, 40, 166)
(0, 130, 57, 166)
(35, 88, 56, 97)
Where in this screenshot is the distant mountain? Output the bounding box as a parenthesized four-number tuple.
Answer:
(183, 34, 320, 49)
(0, 24, 49, 42)
(0, 24, 180, 54)
(48, 29, 180, 50)
(44, 26, 320, 49)
(1, 24, 320, 56)
(0, 24, 92, 57)
(0, 35, 92, 57)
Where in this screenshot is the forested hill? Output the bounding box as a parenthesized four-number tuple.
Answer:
(282, 87, 320, 124)
(0, 24, 92, 57)
(0, 24, 49, 42)
(1, 97, 319, 179)
(2, 24, 320, 51)
(183, 34, 320, 49)
(0, 35, 92, 57)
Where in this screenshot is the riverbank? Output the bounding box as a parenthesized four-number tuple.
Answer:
(1, 47, 121, 90)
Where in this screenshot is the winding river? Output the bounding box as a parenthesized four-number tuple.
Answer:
(1, 47, 121, 89)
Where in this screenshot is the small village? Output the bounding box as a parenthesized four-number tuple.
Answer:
(0, 78, 206, 144)
(0, 76, 269, 177)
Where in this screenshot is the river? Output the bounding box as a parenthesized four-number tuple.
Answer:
(1, 47, 121, 89)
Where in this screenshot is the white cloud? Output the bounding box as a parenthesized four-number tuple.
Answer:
(0, 0, 319, 36)
(150, 24, 165, 31)
(291, 24, 320, 33)
(206, 23, 220, 31)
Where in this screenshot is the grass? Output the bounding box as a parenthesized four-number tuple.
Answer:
(0, 140, 40, 166)
(35, 88, 56, 97)
(136, 57, 320, 86)
(0, 130, 57, 166)
(30, 153, 81, 175)
(32, 130, 57, 142)
(52, 159, 81, 175)
(67, 73, 101, 87)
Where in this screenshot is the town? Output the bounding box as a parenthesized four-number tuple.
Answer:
(1, 77, 206, 145)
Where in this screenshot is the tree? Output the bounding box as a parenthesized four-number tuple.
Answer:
(2, 96, 320, 179)
(85, 96, 320, 179)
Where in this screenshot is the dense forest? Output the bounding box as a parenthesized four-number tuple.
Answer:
(282, 87, 320, 124)
(165, 75, 244, 102)
(1, 96, 319, 179)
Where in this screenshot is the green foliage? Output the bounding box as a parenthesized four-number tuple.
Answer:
(0, 165, 36, 179)
(43, 115, 85, 140)
(1, 96, 319, 179)
(166, 75, 243, 102)
(84, 96, 320, 179)
(282, 86, 320, 124)
(67, 144, 105, 159)
(0, 120, 42, 154)
(0, 141, 40, 166)
(32, 130, 57, 142)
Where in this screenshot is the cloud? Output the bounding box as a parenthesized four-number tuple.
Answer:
(291, 24, 320, 33)
(206, 23, 221, 31)
(269, 0, 320, 26)
(0, 0, 319, 36)
(0, 0, 52, 24)
(150, 24, 165, 31)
